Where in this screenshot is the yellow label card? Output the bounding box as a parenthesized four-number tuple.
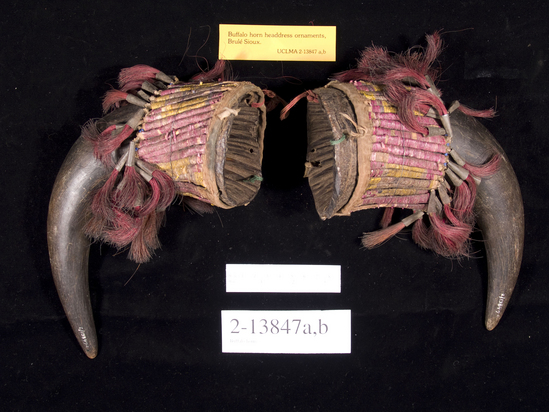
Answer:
(219, 24, 336, 62)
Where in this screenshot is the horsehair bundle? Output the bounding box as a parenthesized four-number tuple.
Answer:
(306, 33, 500, 258)
(83, 63, 266, 262)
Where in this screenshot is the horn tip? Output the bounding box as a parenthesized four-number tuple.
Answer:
(485, 316, 500, 331)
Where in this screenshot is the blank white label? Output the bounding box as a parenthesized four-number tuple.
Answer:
(226, 264, 341, 293)
(221, 310, 351, 354)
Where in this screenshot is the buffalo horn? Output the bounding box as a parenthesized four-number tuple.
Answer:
(47, 105, 140, 358)
(450, 109, 524, 330)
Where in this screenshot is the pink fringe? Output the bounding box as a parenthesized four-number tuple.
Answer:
(81, 119, 102, 143)
(380, 207, 394, 228)
(451, 176, 476, 224)
(114, 166, 148, 210)
(152, 170, 176, 210)
(464, 154, 501, 178)
(94, 125, 134, 166)
(144, 211, 164, 247)
(262, 89, 288, 112)
(91, 171, 118, 219)
(280, 90, 318, 120)
(333, 33, 449, 135)
(118, 64, 160, 92)
(128, 212, 162, 263)
(457, 104, 496, 118)
(412, 216, 432, 250)
(138, 178, 161, 217)
(102, 89, 128, 113)
(429, 213, 471, 258)
(362, 221, 405, 248)
(103, 209, 141, 248)
(190, 60, 226, 83)
(82, 123, 116, 166)
(128, 223, 152, 263)
(85, 170, 120, 238)
(397, 89, 447, 135)
(85, 158, 175, 263)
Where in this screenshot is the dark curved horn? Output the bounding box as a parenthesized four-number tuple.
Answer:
(47, 106, 139, 358)
(450, 110, 524, 330)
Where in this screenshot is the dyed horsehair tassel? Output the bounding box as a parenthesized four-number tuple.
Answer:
(380, 207, 395, 228)
(411, 211, 431, 250)
(118, 64, 175, 92)
(438, 185, 473, 233)
(427, 189, 471, 258)
(102, 89, 149, 113)
(450, 149, 501, 178)
(114, 141, 147, 210)
(190, 60, 227, 83)
(425, 75, 454, 140)
(437, 185, 459, 226)
(94, 108, 145, 166)
(449, 100, 496, 118)
(128, 211, 161, 264)
(135, 165, 160, 217)
(85, 151, 129, 238)
(361, 211, 424, 249)
(127, 163, 163, 263)
(448, 160, 481, 186)
(135, 159, 176, 211)
(445, 167, 476, 225)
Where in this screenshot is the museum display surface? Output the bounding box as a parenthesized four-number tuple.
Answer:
(2, 1, 547, 410)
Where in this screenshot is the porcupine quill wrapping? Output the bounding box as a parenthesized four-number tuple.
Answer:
(82, 63, 266, 263)
(304, 32, 501, 258)
(298, 34, 523, 332)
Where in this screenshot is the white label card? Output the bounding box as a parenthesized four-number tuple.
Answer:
(226, 264, 341, 293)
(221, 310, 351, 354)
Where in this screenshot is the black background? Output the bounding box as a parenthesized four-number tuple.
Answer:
(2, 0, 548, 410)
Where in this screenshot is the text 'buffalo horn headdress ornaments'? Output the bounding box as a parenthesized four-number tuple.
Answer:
(48, 61, 266, 358)
(302, 33, 524, 330)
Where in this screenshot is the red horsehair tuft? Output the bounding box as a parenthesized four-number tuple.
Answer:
(102, 89, 129, 113)
(84, 152, 129, 239)
(464, 154, 501, 178)
(362, 211, 424, 249)
(118, 64, 161, 92)
(190, 60, 227, 83)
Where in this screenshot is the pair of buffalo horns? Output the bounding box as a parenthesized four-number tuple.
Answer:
(48, 85, 524, 360)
